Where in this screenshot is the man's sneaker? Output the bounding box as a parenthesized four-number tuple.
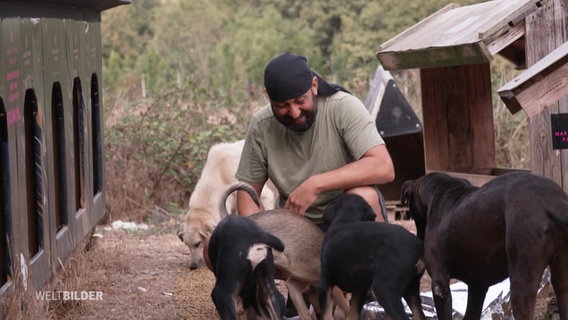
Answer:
(283, 294, 313, 320)
(283, 295, 299, 319)
(283, 305, 314, 320)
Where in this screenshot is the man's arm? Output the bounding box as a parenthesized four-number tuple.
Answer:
(284, 144, 394, 214)
(236, 183, 266, 216)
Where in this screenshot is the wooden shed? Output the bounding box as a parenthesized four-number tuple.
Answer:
(376, 0, 567, 186)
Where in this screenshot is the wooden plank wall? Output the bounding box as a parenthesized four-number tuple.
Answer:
(420, 63, 495, 172)
(525, 0, 568, 189)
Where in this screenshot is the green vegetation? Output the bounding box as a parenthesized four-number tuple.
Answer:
(102, 0, 484, 99)
(101, 0, 528, 221)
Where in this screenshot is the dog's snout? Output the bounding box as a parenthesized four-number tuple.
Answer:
(400, 180, 414, 206)
(189, 263, 198, 270)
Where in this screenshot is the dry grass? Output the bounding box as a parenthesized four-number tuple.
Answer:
(0, 233, 131, 320)
(1, 272, 52, 319)
(1, 220, 194, 320)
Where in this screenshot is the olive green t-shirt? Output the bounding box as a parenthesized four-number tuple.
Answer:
(236, 91, 384, 224)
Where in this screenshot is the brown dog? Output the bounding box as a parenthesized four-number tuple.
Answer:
(215, 182, 349, 320)
(401, 171, 568, 320)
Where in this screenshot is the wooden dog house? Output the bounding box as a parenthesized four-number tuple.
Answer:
(0, 0, 129, 308)
(364, 66, 425, 207)
(498, 41, 568, 188)
(376, 0, 567, 187)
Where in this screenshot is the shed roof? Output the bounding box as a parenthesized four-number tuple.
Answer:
(377, 0, 549, 70)
(498, 41, 568, 117)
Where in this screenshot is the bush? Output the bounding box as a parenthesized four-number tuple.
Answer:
(103, 82, 254, 222)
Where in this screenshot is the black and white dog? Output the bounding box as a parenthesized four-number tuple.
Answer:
(208, 214, 285, 320)
(318, 194, 426, 320)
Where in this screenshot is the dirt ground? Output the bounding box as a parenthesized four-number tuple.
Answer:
(48, 216, 424, 320)
(49, 221, 219, 320)
(6, 213, 558, 320)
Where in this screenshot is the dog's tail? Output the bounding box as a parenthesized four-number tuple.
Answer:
(259, 232, 284, 253)
(247, 231, 284, 270)
(543, 196, 568, 226)
(220, 182, 261, 218)
(547, 208, 568, 226)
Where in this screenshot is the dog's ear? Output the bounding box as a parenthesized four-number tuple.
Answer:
(177, 229, 184, 242)
(204, 221, 214, 233)
(322, 201, 338, 225)
(400, 180, 415, 206)
(348, 195, 376, 221)
(200, 221, 216, 239)
(362, 204, 376, 222)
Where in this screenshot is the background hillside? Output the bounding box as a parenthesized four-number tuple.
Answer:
(100, 0, 529, 222)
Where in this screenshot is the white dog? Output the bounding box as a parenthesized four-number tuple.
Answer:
(178, 140, 278, 270)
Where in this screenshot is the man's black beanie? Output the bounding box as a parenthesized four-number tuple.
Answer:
(264, 53, 313, 102)
(264, 53, 349, 102)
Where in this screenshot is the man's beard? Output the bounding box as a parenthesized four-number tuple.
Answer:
(273, 95, 317, 132)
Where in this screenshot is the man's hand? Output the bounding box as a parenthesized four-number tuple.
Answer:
(284, 144, 394, 216)
(284, 176, 320, 215)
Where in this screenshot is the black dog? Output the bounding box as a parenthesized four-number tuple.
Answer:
(401, 171, 568, 320)
(318, 194, 427, 320)
(208, 214, 285, 320)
